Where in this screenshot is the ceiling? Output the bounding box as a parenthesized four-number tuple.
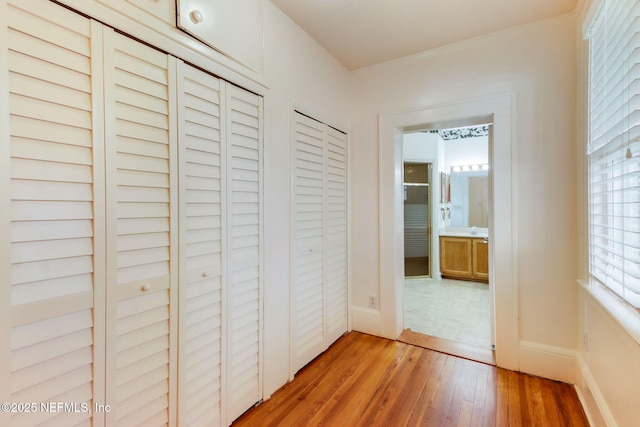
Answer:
(271, 0, 579, 70)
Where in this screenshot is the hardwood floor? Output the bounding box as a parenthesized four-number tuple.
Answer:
(233, 332, 589, 427)
(398, 329, 496, 366)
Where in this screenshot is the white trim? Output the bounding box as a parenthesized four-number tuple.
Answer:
(579, 280, 640, 345)
(101, 25, 119, 427)
(257, 93, 266, 411)
(219, 81, 229, 426)
(287, 106, 296, 382)
(0, 0, 12, 423)
(346, 131, 353, 334)
(377, 93, 519, 371)
(580, 0, 604, 38)
(518, 341, 577, 384)
(167, 55, 180, 427)
(351, 307, 382, 336)
(575, 352, 619, 427)
(90, 19, 107, 427)
(175, 58, 188, 426)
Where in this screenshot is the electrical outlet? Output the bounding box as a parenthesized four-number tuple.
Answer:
(368, 295, 377, 308)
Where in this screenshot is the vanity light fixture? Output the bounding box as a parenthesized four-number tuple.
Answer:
(450, 163, 489, 173)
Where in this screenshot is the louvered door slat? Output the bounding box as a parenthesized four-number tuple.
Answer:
(324, 128, 348, 344)
(5, 2, 99, 426)
(292, 113, 326, 372)
(226, 83, 263, 423)
(104, 29, 177, 427)
(177, 63, 224, 427)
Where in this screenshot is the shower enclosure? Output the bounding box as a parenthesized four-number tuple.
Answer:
(403, 162, 432, 277)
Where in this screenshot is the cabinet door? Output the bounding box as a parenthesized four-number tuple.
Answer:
(4, 2, 104, 425)
(225, 83, 263, 422)
(440, 237, 472, 278)
(472, 238, 489, 282)
(292, 112, 326, 373)
(103, 29, 178, 427)
(177, 0, 263, 73)
(177, 62, 224, 427)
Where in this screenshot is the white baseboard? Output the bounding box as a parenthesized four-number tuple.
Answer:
(518, 340, 576, 384)
(575, 353, 617, 427)
(351, 306, 382, 336)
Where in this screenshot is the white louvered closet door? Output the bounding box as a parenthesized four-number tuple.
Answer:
(292, 113, 326, 372)
(177, 62, 225, 427)
(4, 1, 104, 426)
(225, 83, 263, 423)
(292, 112, 348, 374)
(324, 127, 348, 345)
(103, 29, 178, 427)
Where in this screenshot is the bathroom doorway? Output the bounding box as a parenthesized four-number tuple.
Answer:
(401, 124, 494, 362)
(378, 94, 517, 369)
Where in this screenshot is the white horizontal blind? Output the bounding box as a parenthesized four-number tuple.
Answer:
(588, 0, 640, 307)
(6, 2, 99, 426)
(177, 62, 224, 426)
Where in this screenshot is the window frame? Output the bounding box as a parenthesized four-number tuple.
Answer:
(586, 0, 640, 310)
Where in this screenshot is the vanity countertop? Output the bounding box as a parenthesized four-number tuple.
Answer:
(439, 227, 488, 238)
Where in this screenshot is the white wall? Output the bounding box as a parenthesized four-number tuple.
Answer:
(261, 3, 351, 396)
(349, 13, 579, 379)
(403, 132, 438, 161)
(443, 135, 489, 171)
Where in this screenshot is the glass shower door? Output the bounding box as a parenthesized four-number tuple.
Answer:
(403, 163, 431, 277)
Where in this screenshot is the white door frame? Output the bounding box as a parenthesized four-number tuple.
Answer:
(377, 94, 519, 370)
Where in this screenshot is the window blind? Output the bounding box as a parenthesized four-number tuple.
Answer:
(588, 0, 640, 308)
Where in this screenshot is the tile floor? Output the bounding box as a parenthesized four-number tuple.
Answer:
(404, 277, 492, 349)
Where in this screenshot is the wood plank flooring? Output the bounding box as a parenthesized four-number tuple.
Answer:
(398, 329, 496, 366)
(232, 332, 589, 427)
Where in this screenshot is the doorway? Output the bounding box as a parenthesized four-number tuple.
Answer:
(377, 95, 518, 371)
(401, 126, 493, 361)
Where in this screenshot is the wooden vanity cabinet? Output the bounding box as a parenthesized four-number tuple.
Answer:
(440, 236, 489, 283)
(471, 238, 489, 281)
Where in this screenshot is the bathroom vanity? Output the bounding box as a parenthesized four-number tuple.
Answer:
(439, 228, 489, 283)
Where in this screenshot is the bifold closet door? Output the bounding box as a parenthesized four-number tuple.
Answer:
(292, 113, 327, 372)
(292, 112, 348, 374)
(3, 1, 104, 426)
(103, 29, 178, 427)
(177, 64, 263, 427)
(323, 127, 348, 345)
(225, 84, 263, 423)
(177, 62, 225, 427)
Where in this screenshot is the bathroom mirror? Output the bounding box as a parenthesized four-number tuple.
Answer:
(449, 170, 488, 227)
